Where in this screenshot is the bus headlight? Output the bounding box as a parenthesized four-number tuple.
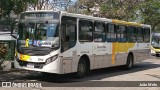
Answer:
(45, 55, 58, 65)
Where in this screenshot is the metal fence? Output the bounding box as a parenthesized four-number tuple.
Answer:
(0, 41, 15, 61)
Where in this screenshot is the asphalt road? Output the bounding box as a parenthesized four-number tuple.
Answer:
(0, 55, 160, 90)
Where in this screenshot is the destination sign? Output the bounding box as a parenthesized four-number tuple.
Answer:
(20, 12, 59, 20)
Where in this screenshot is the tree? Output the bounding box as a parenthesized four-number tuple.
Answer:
(28, 0, 73, 11)
(13, 0, 35, 14)
(138, 0, 160, 31)
(154, 24, 160, 32)
(0, 0, 74, 16)
(100, 0, 142, 21)
(70, 0, 141, 21)
(0, 0, 15, 17)
(0, 0, 38, 17)
(69, 0, 160, 31)
(28, 0, 50, 10)
(67, 0, 93, 14)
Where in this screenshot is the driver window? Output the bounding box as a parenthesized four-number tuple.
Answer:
(36, 23, 47, 40)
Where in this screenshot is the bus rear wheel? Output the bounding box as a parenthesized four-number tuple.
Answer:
(76, 58, 88, 78)
(125, 54, 134, 70)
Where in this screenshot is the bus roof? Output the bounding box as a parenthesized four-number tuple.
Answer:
(61, 12, 112, 22)
(24, 10, 60, 13)
(61, 12, 151, 28)
(22, 10, 151, 28)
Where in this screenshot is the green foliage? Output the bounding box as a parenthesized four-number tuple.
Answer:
(154, 24, 160, 32)
(0, 0, 159, 31)
(0, 0, 15, 16)
(0, 0, 38, 16)
(100, 0, 140, 21)
(138, 0, 160, 31)
(71, 0, 140, 21)
(72, 0, 160, 31)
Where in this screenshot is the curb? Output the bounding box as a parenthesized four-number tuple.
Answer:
(0, 61, 21, 73)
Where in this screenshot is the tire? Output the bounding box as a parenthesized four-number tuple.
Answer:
(76, 58, 88, 78)
(125, 54, 134, 70)
(41, 72, 59, 78)
(41, 72, 52, 76)
(156, 54, 159, 57)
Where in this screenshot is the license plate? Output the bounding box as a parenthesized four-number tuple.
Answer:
(27, 64, 34, 68)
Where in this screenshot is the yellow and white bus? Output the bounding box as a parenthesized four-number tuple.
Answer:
(14, 11, 151, 77)
(151, 33, 160, 57)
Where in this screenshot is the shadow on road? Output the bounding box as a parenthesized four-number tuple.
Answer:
(150, 54, 160, 59)
(0, 57, 160, 84)
(11, 61, 160, 82)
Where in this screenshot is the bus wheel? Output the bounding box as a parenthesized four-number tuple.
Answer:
(125, 54, 134, 70)
(156, 54, 159, 57)
(41, 72, 52, 76)
(76, 58, 88, 78)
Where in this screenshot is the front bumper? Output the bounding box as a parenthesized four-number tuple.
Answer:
(151, 46, 160, 54)
(14, 59, 61, 74)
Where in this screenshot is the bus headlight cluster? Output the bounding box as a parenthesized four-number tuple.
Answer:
(45, 55, 58, 65)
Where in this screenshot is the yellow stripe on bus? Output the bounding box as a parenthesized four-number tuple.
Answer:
(20, 54, 30, 61)
(112, 43, 116, 64)
(112, 19, 141, 27)
(112, 42, 135, 65)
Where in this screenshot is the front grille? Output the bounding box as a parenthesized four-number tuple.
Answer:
(17, 59, 45, 69)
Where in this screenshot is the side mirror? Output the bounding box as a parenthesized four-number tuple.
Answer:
(11, 21, 18, 39)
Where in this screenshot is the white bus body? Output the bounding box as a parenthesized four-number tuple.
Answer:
(14, 11, 151, 77)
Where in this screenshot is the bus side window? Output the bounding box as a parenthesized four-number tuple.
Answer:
(117, 25, 127, 42)
(61, 24, 76, 52)
(107, 24, 116, 42)
(79, 20, 93, 42)
(61, 16, 77, 52)
(94, 22, 105, 42)
(144, 28, 150, 43)
(136, 27, 143, 43)
(127, 26, 136, 42)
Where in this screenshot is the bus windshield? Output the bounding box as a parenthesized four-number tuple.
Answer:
(18, 22, 59, 48)
(151, 36, 160, 47)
